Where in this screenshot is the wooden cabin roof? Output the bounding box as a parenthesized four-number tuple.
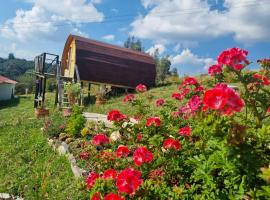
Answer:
(61, 34, 156, 88)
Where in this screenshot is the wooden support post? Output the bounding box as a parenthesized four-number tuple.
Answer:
(80, 81, 84, 106)
(42, 76, 47, 105)
(88, 83, 91, 99)
(34, 78, 39, 108)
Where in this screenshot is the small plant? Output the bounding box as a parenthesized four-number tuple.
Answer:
(65, 105, 86, 138)
(43, 111, 66, 137)
(64, 82, 81, 105)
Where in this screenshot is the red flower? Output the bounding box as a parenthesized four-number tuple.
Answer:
(116, 146, 130, 158)
(163, 138, 181, 150)
(91, 192, 101, 200)
(133, 147, 153, 166)
(107, 110, 126, 122)
(116, 168, 143, 194)
(267, 107, 270, 113)
(178, 126, 192, 136)
(181, 87, 190, 97)
(92, 134, 109, 146)
(79, 151, 90, 160)
(123, 94, 135, 102)
(148, 168, 164, 179)
(137, 133, 143, 141)
(172, 93, 183, 100)
(103, 169, 117, 179)
(155, 98, 165, 107)
(136, 84, 147, 93)
(87, 172, 100, 189)
(258, 58, 270, 68)
(217, 47, 249, 71)
(203, 83, 245, 115)
(194, 86, 204, 92)
(104, 193, 125, 200)
(146, 116, 161, 127)
(187, 95, 201, 112)
(208, 64, 222, 76)
(183, 76, 197, 85)
(253, 74, 270, 85)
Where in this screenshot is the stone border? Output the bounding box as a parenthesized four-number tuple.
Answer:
(0, 193, 23, 200)
(48, 139, 87, 178)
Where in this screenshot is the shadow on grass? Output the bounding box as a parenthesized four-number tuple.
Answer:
(0, 97, 21, 109)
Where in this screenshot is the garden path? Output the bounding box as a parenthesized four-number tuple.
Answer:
(83, 112, 113, 127)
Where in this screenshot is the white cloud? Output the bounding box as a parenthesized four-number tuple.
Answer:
(0, 0, 104, 41)
(170, 49, 215, 75)
(146, 43, 166, 55)
(132, 0, 270, 44)
(91, 0, 102, 4)
(103, 34, 115, 41)
(0, 0, 104, 59)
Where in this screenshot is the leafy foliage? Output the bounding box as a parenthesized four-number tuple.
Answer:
(65, 105, 86, 138)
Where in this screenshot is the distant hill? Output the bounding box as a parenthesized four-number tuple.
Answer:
(0, 55, 34, 80)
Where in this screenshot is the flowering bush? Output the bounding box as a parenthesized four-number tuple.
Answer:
(78, 48, 270, 199)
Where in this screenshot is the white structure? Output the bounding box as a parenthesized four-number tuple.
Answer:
(0, 75, 17, 101)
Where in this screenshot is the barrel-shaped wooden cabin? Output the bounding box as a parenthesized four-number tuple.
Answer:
(61, 35, 156, 89)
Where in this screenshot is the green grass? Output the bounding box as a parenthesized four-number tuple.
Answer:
(85, 83, 179, 115)
(0, 95, 88, 199)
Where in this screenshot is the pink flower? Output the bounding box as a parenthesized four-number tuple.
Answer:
(155, 98, 165, 107)
(208, 64, 223, 76)
(104, 193, 125, 200)
(87, 172, 100, 189)
(187, 95, 201, 112)
(123, 94, 135, 102)
(92, 134, 109, 146)
(102, 169, 117, 179)
(163, 138, 181, 150)
(116, 168, 143, 194)
(146, 116, 161, 127)
(107, 110, 126, 122)
(136, 84, 147, 93)
(116, 146, 130, 158)
(133, 147, 153, 166)
(178, 126, 192, 136)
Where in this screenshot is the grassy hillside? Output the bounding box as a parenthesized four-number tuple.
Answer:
(0, 96, 88, 200)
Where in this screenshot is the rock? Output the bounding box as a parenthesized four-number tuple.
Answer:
(0, 193, 24, 200)
(110, 131, 121, 142)
(57, 142, 69, 155)
(59, 133, 69, 141)
(71, 164, 87, 178)
(48, 139, 54, 147)
(65, 137, 74, 144)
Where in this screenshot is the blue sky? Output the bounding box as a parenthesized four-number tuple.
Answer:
(0, 0, 269, 75)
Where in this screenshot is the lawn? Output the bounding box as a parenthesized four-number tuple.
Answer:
(0, 95, 88, 200)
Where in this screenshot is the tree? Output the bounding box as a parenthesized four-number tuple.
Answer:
(170, 67, 178, 76)
(154, 49, 171, 83)
(8, 53, 15, 60)
(124, 36, 143, 52)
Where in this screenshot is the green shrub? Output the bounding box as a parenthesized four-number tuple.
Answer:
(65, 105, 86, 138)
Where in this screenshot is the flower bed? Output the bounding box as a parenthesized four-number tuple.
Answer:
(43, 48, 270, 199)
